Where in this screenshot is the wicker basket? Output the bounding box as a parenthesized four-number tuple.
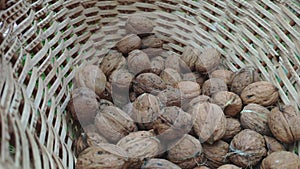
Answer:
(0, 0, 299, 168)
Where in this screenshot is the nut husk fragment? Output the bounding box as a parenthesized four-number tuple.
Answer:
(133, 73, 167, 96)
(195, 48, 221, 73)
(210, 69, 234, 87)
(95, 106, 137, 143)
(74, 64, 107, 96)
(116, 34, 142, 54)
(167, 134, 204, 169)
(261, 151, 300, 169)
(240, 103, 271, 136)
(76, 144, 128, 169)
(268, 105, 300, 144)
(157, 86, 182, 107)
(100, 50, 126, 77)
(229, 129, 267, 168)
(217, 164, 241, 169)
(128, 49, 151, 75)
(131, 93, 163, 130)
(192, 102, 227, 144)
(230, 68, 260, 95)
(222, 118, 241, 141)
(264, 136, 285, 155)
(203, 140, 229, 168)
(125, 15, 154, 34)
(212, 91, 242, 117)
(141, 158, 181, 169)
(241, 81, 279, 106)
(202, 78, 227, 96)
(68, 87, 99, 126)
(153, 106, 193, 142)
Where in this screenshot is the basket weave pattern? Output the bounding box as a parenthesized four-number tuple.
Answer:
(0, 0, 299, 168)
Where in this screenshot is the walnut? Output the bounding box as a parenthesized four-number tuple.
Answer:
(192, 102, 227, 144)
(99, 50, 126, 77)
(268, 105, 300, 144)
(131, 93, 163, 130)
(183, 95, 212, 113)
(217, 164, 241, 169)
(261, 151, 300, 169)
(202, 78, 227, 96)
(167, 134, 204, 169)
(127, 49, 151, 75)
(98, 99, 114, 111)
(116, 34, 142, 54)
(180, 46, 200, 71)
(182, 72, 207, 87)
(133, 73, 167, 96)
(210, 69, 234, 87)
(175, 81, 201, 104)
(230, 67, 260, 95)
(142, 48, 165, 59)
(264, 136, 285, 155)
(95, 106, 137, 143)
(240, 103, 271, 136)
(125, 15, 154, 34)
(222, 118, 241, 141)
(141, 158, 181, 169)
(160, 68, 182, 86)
(141, 35, 163, 48)
(165, 54, 182, 73)
(229, 129, 267, 168)
(150, 56, 165, 75)
(74, 64, 107, 96)
(241, 81, 279, 106)
(74, 132, 108, 156)
(195, 48, 221, 73)
(68, 87, 99, 126)
(157, 86, 182, 107)
(212, 91, 242, 117)
(203, 140, 229, 168)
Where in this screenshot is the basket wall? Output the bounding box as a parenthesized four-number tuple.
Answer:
(0, 0, 299, 169)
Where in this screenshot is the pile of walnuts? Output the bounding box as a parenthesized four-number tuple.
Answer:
(68, 15, 300, 169)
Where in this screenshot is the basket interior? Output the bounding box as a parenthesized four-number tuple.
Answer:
(0, 0, 299, 168)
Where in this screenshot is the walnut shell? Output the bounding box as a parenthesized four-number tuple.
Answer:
(150, 56, 165, 75)
(95, 106, 137, 143)
(261, 151, 300, 169)
(202, 78, 227, 96)
(157, 86, 182, 107)
(217, 164, 241, 169)
(142, 48, 165, 59)
(131, 93, 163, 130)
(141, 35, 163, 48)
(222, 118, 241, 141)
(203, 140, 229, 168)
(195, 48, 221, 73)
(125, 15, 154, 34)
(194, 166, 211, 169)
(127, 49, 151, 75)
(98, 99, 114, 111)
(153, 106, 193, 142)
(100, 50, 126, 77)
(230, 68, 260, 95)
(175, 81, 201, 103)
(264, 136, 285, 155)
(240, 103, 271, 136)
(76, 144, 128, 169)
(116, 34, 142, 54)
(117, 131, 161, 168)
(183, 95, 212, 113)
(141, 158, 181, 169)
(241, 81, 279, 106)
(167, 134, 204, 169)
(99, 81, 113, 101)
(82, 124, 98, 133)
(160, 68, 182, 86)
(74, 64, 107, 96)
(133, 73, 167, 96)
(192, 102, 227, 144)
(74, 132, 108, 156)
(210, 69, 234, 87)
(268, 105, 300, 144)
(181, 46, 200, 71)
(229, 129, 267, 168)
(68, 87, 99, 126)
(212, 91, 242, 117)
